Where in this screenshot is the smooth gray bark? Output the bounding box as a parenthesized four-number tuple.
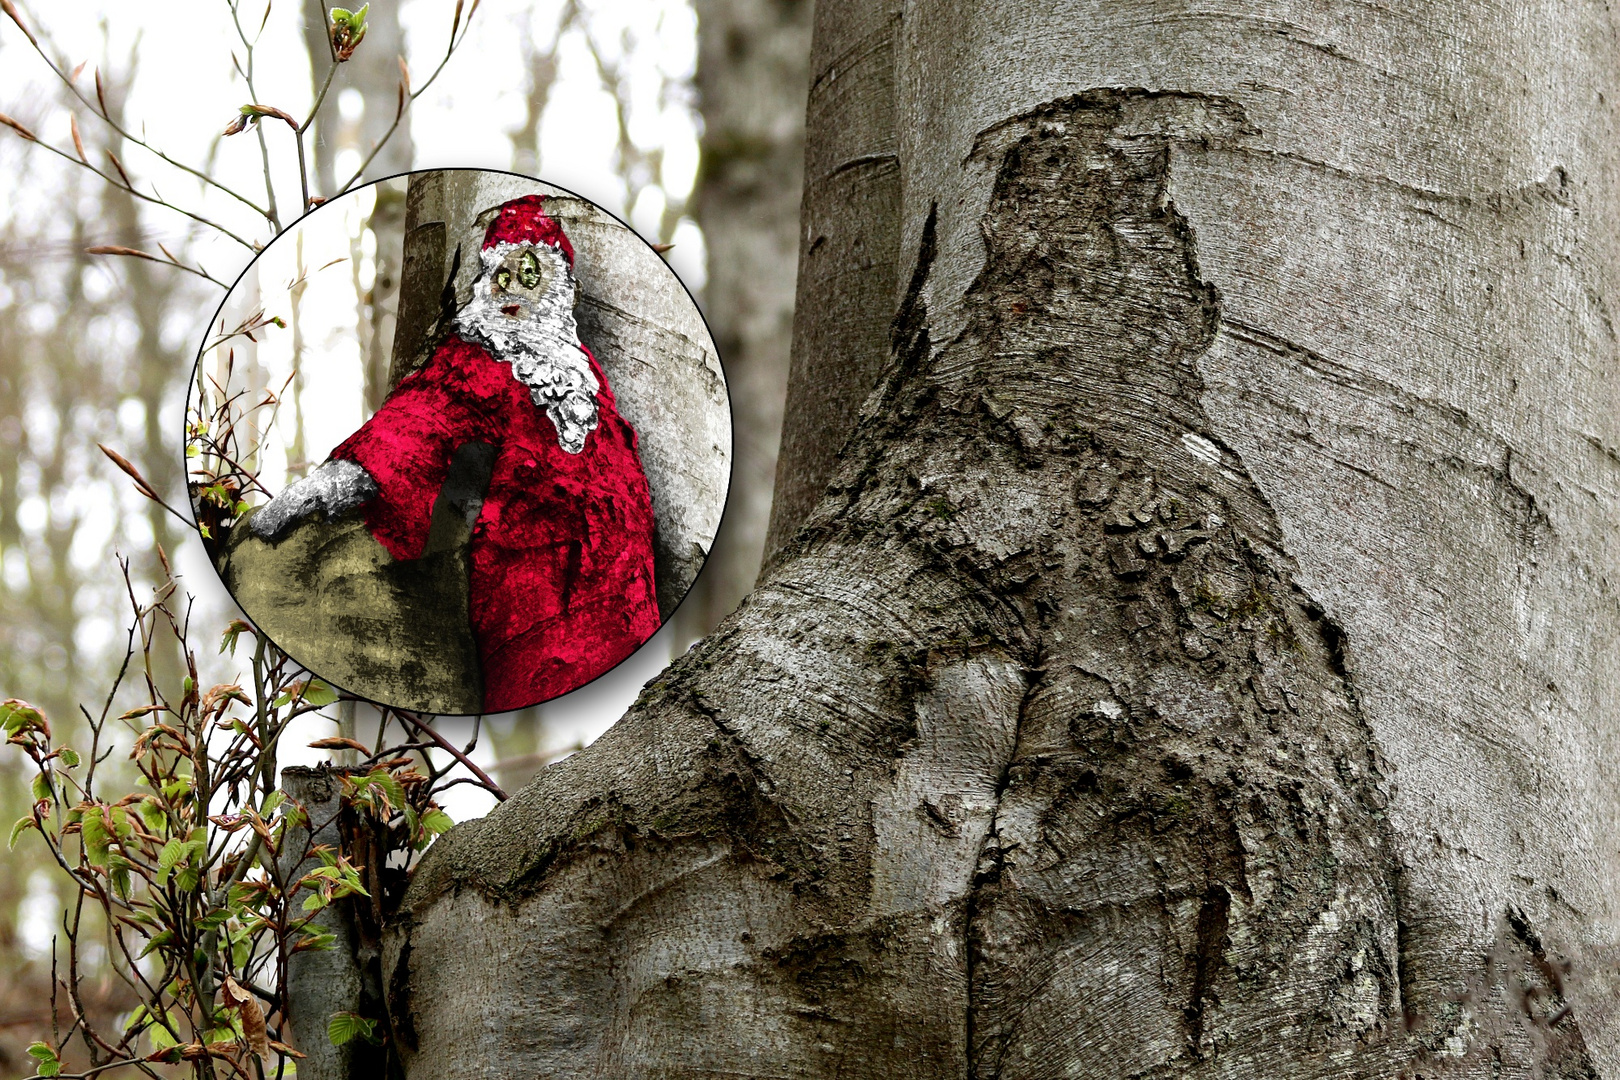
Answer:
(764, 0, 902, 561)
(380, 3, 1620, 1078)
(676, 0, 812, 636)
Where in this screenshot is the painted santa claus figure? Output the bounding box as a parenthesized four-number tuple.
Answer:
(251, 194, 661, 711)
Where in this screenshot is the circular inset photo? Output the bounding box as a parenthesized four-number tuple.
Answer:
(187, 170, 731, 715)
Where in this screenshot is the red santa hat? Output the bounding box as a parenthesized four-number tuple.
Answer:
(483, 194, 576, 266)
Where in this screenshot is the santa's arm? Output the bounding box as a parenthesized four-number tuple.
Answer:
(247, 458, 378, 540)
(248, 343, 494, 557)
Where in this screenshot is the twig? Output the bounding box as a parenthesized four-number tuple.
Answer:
(333, 1, 481, 194)
(390, 709, 507, 800)
(228, 0, 281, 231)
(0, 0, 272, 221)
(0, 123, 257, 250)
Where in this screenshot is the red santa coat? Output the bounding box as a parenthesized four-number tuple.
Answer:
(330, 334, 660, 712)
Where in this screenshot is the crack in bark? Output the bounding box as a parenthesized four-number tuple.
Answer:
(1220, 317, 1556, 547)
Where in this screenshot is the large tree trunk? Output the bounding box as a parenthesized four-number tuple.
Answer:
(381, 2, 1620, 1077)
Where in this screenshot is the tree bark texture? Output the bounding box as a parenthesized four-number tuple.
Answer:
(381, 3, 1620, 1078)
(676, 0, 812, 637)
(279, 767, 389, 1079)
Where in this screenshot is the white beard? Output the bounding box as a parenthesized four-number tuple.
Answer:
(453, 241, 600, 454)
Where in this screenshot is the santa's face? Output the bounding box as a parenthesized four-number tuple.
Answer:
(454, 239, 601, 454)
(490, 246, 558, 317)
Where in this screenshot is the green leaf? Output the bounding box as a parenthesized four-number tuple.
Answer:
(148, 1016, 179, 1050)
(123, 1004, 149, 1032)
(302, 891, 329, 912)
(419, 809, 453, 837)
(326, 1011, 375, 1047)
(330, 4, 369, 27)
(367, 769, 406, 813)
(25, 1042, 61, 1077)
(29, 771, 52, 804)
(9, 816, 36, 850)
(81, 809, 111, 867)
(136, 929, 174, 960)
(137, 797, 166, 833)
(206, 1020, 241, 1044)
(297, 929, 337, 952)
(303, 679, 339, 707)
(261, 789, 286, 817)
(109, 863, 132, 901)
(277, 678, 339, 709)
(159, 837, 184, 869)
(55, 746, 79, 768)
(195, 907, 231, 931)
(220, 620, 252, 656)
(1, 699, 45, 737)
(175, 866, 201, 893)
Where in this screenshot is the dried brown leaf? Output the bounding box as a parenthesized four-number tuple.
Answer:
(0, 111, 37, 141)
(241, 103, 299, 129)
(0, 0, 39, 47)
(220, 976, 252, 1008)
(307, 736, 372, 753)
(69, 113, 87, 163)
(86, 244, 161, 263)
(97, 443, 162, 502)
(104, 148, 131, 187)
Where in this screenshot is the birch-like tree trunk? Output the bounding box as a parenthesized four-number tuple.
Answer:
(380, 2, 1620, 1077)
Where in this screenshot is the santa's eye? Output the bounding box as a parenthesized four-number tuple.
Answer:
(495, 268, 512, 291)
(518, 251, 541, 290)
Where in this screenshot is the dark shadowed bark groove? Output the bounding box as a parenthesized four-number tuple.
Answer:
(382, 90, 1601, 1079)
